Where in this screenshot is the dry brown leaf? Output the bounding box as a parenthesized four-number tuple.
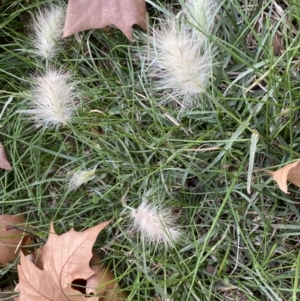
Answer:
(63, 0, 147, 41)
(16, 221, 111, 301)
(0, 142, 12, 170)
(0, 215, 33, 266)
(87, 254, 127, 300)
(269, 160, 300, 194)
(272, 32, 284, 56)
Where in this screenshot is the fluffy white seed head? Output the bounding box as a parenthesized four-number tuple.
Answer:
(138, 0, 218, 109)
(185, 0, 216, 35)
(129, 199, 182, 247)
(20, 70, 77, 127)
(141, 18, 213, 108)
(68, 167, 97, 191)
(32, 6, 65, 60)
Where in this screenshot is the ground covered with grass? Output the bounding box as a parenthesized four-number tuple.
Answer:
(1, 0, 300, 300)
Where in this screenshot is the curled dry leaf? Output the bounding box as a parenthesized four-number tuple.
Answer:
(0, 142, 12, 170)
(63, 0, 147, 41)
(0, 215, 33, 266)
(269, 160, 300, 194)
(15, 221, 126, 301)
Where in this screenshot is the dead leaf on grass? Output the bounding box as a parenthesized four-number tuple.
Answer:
(0, 142, 12, 170)
(15, 220, 126, 301)
(0, 215, 33, 266)
(268, 160, 300, 194)
(272, 32, 284, 55)
(63, 0, 147, 41)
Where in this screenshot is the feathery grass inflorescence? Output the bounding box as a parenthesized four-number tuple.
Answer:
(129, 199, 182, 247)
(185, 0, 216, 35)
(2, 0, 300, 299)
(19, 70, 77, 128)
(138, 0, 216, 108)
(31, 6, 65, 61)
(68, 167, 97, 191)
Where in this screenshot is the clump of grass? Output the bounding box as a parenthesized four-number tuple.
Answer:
(0, 0, 300, 300)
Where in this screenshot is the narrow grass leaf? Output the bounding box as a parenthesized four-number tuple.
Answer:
(247, 130, 259, 194)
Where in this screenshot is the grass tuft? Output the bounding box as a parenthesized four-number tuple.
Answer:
(0, 0, 300, 300)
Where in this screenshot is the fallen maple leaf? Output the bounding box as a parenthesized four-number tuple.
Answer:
(63, 0, 147, 41)
(16, 221, 127, 301)
(269, 160, 300, 194)
(0, 215, 33, 266)
(0, 142, 12, 170)
(15, 251, 127, 301)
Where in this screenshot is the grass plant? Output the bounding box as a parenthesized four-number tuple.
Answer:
(1, 0, 300, 300)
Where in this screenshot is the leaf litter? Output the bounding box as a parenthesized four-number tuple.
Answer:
(15, 221, 127, 301)
(0, 215, 33, 266)
(0, 142, 12, 171)
(63, 0, 147, 41)
(268, 160, 300, 194)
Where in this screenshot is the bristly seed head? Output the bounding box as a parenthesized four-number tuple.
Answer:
(138, 0, 217, 109)
(185, 0, 216, 35)
(129, 199, 182, 248)
(31, 6, 65, 60)
(19, 69, 77, 128)
(68, 167, 97, 191)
